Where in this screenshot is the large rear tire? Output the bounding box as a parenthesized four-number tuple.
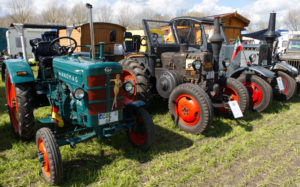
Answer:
(120, 58, 151, 103)
(5, 70, 34, 140)
(215, 78, 249, 116)
(36, 127, 63, 185)
(271, 71, 297, 100)
(128, 107, 155, 151)
(237, 74, 272, 112)
(168, 83, 213, 134)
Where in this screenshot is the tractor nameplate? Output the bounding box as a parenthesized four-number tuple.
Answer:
(98, 110, 119, 125)
(58, 71, 79, 83)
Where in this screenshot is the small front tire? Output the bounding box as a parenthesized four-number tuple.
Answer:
(128, 107, 155, 151)
(36, 128, 63, 185)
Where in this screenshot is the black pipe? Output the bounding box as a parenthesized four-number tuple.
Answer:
(264, 12, 276, 65)
(210, 16, 224, 73)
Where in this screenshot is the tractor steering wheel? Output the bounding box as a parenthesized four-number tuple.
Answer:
(49, 36, 77, 56)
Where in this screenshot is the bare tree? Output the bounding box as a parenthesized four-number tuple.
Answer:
(117, 6, 133, 28)
(0, 16, 12, 27)
(284, 9, 300, 31)
(71, 3, 88, 25)
(96, 5, 113, 22)
(183, 10, 206, 17)
(8, 0, 33, 23)
(41, 1, 70, 25)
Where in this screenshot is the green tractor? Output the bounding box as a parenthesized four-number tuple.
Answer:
(2, 4, 154, 185)
(120, 17, 249, 135)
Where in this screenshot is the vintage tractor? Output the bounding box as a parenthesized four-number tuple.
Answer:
(2, 4, 154, 185)
(170, 16, 279, 112)
(120, 17, 249, 135)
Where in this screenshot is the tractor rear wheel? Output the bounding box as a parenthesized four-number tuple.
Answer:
(120, 58, 151, 103)
(5, 70, 34, 140)
(168, 83, 213, 134)
(128, 107, 155, 151)
(272, 71, 297, 100)
(216, 77, 249, 116)
(36, 127, 63, 185)
(237, 74, 273, 112)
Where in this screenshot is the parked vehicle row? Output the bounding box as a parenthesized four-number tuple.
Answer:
(1, 4, 298, 185)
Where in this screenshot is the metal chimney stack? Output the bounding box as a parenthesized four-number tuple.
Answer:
(211, 16, 224, 72)
(86, 3, 95, 60)
(264, 12, 276, 65)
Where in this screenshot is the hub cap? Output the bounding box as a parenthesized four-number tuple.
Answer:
(243, 82, 263, 107)
(175, 94, 200, 126)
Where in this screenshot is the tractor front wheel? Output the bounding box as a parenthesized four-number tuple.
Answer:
(237, 74, 273, 112)
(215, 77, 249, 116)
(168, 83, 213, 134)
(272, 71, 297, 100)
(36, 127, 63, 185)
(128, 107, 155, 151)
(5, 70, 34, 140)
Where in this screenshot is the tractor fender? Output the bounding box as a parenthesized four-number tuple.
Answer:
(125, 100, 145, 109)
(272, 61, 298, 77)
(229, 66, 275, 79)
(2, 59, 34, 84)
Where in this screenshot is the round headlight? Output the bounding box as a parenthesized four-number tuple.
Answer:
(73, 88, 85, 100)
(124, 81, 134, 95)
(193, 60, 201, 70)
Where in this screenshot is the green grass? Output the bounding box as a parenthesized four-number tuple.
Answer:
(1, 76, 300, 186)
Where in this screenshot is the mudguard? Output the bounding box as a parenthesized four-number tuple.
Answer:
(2, 59, 34, 84)
(229, 66, 275, 79)
(125, 100, 145, 109)
(272, 61, 298, 77)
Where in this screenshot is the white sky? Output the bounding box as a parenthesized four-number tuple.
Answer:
(0, 0, 299, 29)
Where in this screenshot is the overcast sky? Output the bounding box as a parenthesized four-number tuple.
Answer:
(0, 0, 299, 27)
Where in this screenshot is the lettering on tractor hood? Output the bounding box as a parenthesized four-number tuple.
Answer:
(58, 71, 79, 83)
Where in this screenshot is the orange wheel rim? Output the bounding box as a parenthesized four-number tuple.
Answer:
(174, 94, 201, 126)
(129, 115, 146, 145)
(38, 138, 51, 178)
(5, 73, 19, 133)
(217, 85, 239, 113)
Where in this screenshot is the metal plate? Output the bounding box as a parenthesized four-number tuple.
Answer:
(98, 111, 119, 125)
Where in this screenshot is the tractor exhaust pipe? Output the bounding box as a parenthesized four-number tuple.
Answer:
(211, 16, 224, 72)
(86, 3, 95, 60)
(264, 12, 276, 65)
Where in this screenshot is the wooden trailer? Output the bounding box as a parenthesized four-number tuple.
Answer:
(59, 22, 126, 61)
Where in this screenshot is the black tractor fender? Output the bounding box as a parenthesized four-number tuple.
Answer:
(271, 61, 298, 78)
(228, 66, 275, 79)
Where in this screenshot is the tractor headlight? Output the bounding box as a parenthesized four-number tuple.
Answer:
(192, 60, 201, 70)
(123, 81, 134, 95)
(73, 88, 85, 100)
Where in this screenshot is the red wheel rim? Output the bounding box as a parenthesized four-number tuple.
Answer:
(217, 85, 239, 113)
(122, 70, 137, 104)
(243, 81, 263, 107)
(5, 73, 19, 133)
(38, 138, 51, 178)
(278, 75, 288, 94)
(174, 94, 200, 126)
(129, 115, 147, 146)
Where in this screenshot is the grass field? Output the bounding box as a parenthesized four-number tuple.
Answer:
(1, 77, 300, 186)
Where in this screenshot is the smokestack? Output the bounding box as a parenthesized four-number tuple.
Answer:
(264, 12, 276, 65)
(210, 16, 224, 72)
(86, 3, 95, 60)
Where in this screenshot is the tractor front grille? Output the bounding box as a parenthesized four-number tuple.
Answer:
(87, 74, 123, 115)
(286, 60, 300, 74)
